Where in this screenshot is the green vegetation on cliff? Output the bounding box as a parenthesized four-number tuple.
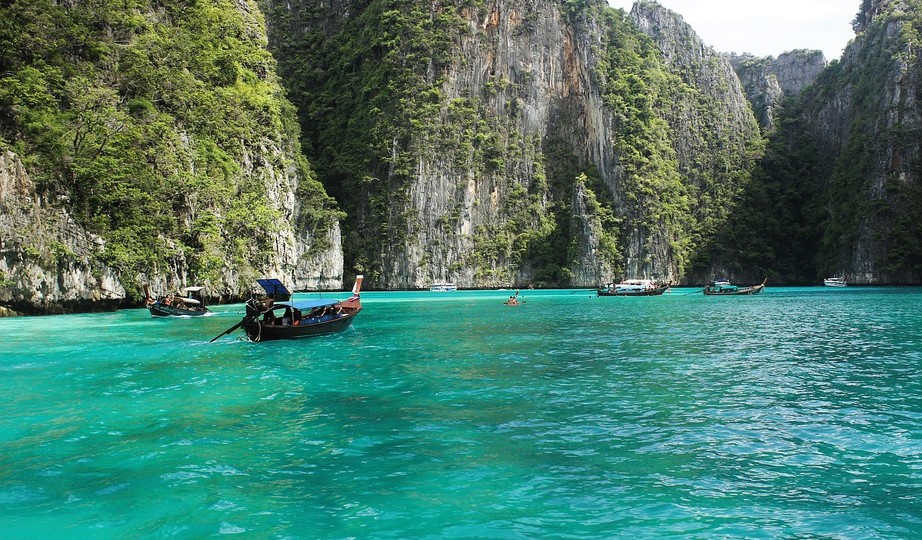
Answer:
(596, 9, 693, 275)
(736, 0, 922, 283)
(0, 0, 341, 298)
(261, 0, 759, 286)
(819, 0, 922, 280)
(261, 0, 477, 283)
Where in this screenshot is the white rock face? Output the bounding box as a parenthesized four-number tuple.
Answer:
(0, 150, 125, 314)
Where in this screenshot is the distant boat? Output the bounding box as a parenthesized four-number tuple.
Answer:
(146, 286, 210, 317)
(824, 277, 847, 287)
(430, 283, 457, 292)
(209, 276, 363, 343)
(597, 279, 670, 297)
(703, 278, 766, 296)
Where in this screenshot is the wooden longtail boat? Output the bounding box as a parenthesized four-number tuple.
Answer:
(597, 279, 670, 297)
(210, 276, 363, 343)
(146, 286, 210, 317)
(703, 278, 766, 296)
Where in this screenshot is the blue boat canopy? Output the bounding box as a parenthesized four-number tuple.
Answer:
(257, 278, 291, 298)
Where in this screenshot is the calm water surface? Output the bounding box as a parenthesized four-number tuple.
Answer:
(1, 287, 921, 538)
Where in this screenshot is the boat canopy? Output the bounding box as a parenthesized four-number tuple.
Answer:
(182, 286, 205, 293)
(257, 278, 292, 299)
(274, 299, 340, 311)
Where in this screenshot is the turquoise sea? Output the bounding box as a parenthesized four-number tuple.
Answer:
(1, 287, 921, 539)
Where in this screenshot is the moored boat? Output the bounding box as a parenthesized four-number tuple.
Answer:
(430, 283, 457, 292)
(210, 276, 363, 343)
(703, 278, 766, 296)
(824, 277, 847, 287)
(146, 286, 210, 317)
(597, 279, 670, 297)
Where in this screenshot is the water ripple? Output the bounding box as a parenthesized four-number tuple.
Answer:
(1, 289, 921, 538)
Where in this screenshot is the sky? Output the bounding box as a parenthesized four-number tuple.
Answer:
(607, 0, 860, 60)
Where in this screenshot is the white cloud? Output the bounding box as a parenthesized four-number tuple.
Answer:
(607, 0, 858, 60)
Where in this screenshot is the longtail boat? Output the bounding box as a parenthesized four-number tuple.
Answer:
(146, 286, 210, 317)
(597, 279, 670, 297)
(703, 278, 766, 296)
(209, 276, 363, 343)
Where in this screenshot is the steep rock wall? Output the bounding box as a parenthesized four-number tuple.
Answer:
(732, 50, 827, 130)
(265, 0, 763, 287)
(387, 1, 624, 288)
(796, 0, 922, 283)
(628, 2, 764, 283)
(0, 0, 345, 314)
(0, 151, 124, 315)
(141, 139, 344, 302)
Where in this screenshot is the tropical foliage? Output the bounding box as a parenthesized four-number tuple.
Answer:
(260, 0, 763, 286)
(0, 0, 341, 299)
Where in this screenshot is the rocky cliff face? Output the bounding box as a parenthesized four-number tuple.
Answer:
(0, 0, 345, 315)
(0, 151, 124, 315)
(795, 0, 922, 283)
(732, 50, 827, 130)
(266, 0, 763, 287)
(141, 140, 345, 303)
(627, 2, 764, 282)
(389, 1, 624, 287)
(0, 144, 342, 315)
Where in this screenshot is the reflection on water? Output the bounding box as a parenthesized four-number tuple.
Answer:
(1, 287, 921, 538)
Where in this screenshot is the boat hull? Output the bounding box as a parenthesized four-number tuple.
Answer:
(243, 309, 360, 342)
(703, 284, 765, 296)
(597, 285, 670, 297)
(148, 302, 209, 317)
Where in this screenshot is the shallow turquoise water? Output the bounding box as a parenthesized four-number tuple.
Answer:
(1, 287, 921, 539)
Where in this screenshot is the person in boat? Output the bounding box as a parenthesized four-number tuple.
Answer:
(303, 307, 321, 324)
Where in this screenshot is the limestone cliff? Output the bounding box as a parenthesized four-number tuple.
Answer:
(264, 0, 763, 287)
(0, 0, 344, 314)
(794, 0, 922, 283)
(138, 139, 345, 303)
(624, 1, 764, 283)
(732, 50, 827, 130)
(0, 151, 124, 315)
